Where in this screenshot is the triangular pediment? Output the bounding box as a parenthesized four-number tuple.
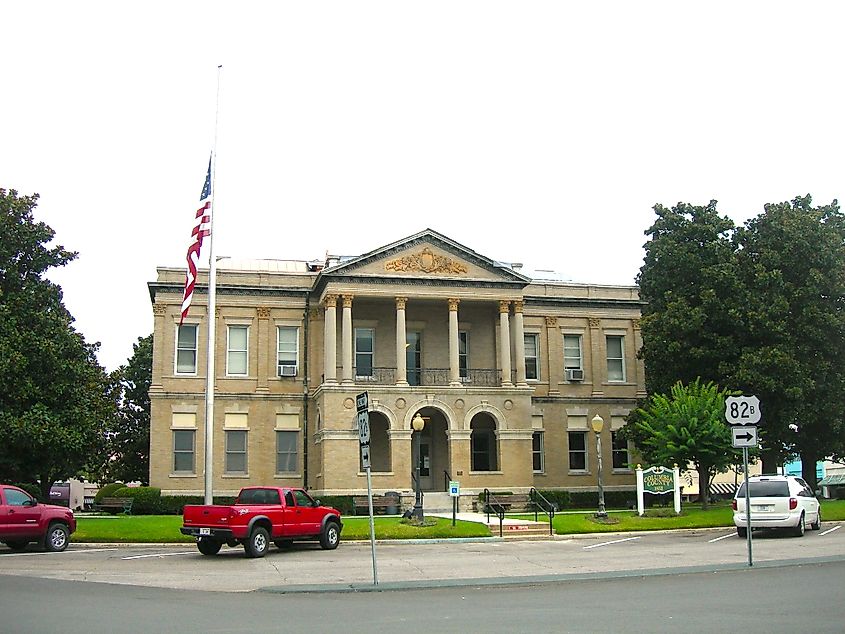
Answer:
(319, 229, 530, 286)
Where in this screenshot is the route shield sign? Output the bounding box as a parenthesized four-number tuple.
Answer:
(725, 395, 761, 426)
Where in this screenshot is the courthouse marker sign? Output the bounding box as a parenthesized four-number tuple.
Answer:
(636, 465, 681, 516)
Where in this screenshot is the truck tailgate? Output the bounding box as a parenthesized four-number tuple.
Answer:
(182, 504, 233, 527)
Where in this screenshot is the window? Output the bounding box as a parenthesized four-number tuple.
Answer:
(293, 489, 315, 507)
(532, 431, 544, 473)
(606, 335, 625, 382)
(459, 331, 469, 379)
(564, 334, 582, 371)
(568, 431, 587, 471)
(611, 431, 630, 470)
(3, 487, 33, 506)
(277, 326, 298, 376)
(276, 431, 298, 473)
(355, 328, 374, 377)
(471, 418, 498, 471)
(227, 325, 248, 376)
(524, 333, 539, 380)
(176, 324, 198, 374)
(406, 331, 421, 385)
(173, 429, 195, 473)
(225, 430, 247, 474)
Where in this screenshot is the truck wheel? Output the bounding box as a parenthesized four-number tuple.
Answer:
(197, 538, 222, 555)
(44, 523, 69, 552)
(320, 521, 340, 550)
(4, 540, 29, 551)
(244, 526, 269, 558)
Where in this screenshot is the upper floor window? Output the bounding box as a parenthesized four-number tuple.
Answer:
(564, 334, 582, 371)
(459, 331, 469, 379)
(524, 333, 539, 380)
(227, 325, 248, 376)
(355, 328, 374, 377)
(606, 335, 626, 382)
(176, 324, 198, 374)
(277, 326, 298, 377)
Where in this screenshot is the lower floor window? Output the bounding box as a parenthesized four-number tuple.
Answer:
(532, 431, 544, 473)
(568, 431, 587, 471)
(173, 430, 195, 473)
(276, 431, 299, 473)
(225, 430, 248, 474)
(471, 421, 498, 471)
(611, 431, 631, 470)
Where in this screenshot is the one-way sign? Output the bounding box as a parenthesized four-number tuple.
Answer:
(732, 425, 759, 448)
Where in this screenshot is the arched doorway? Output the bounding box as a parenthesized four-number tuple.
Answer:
(361, 411, 391, 472)
(470, 412, 499, 471)
(411, 407, 450, 491)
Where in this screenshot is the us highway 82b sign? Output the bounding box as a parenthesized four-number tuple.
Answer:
(725, 395, 761, 426)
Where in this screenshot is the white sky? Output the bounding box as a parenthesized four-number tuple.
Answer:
(2, 2, 843, 371)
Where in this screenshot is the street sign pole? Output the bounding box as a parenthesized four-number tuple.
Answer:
(356, 392, 378, 585)
(744, 446, 752, 567)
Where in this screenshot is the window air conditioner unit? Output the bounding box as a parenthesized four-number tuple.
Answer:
(280, 365, 297, 377)
(565, 368, 584, 382)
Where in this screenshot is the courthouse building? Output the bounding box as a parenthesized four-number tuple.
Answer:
(148, 230, 645, 507)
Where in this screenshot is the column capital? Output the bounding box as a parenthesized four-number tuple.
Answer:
(325, 294, 338, 309)
(499, 300, 511, 314)
(342, 294, 354, 308)
(448, 297, 460, 312)
(152, 303, 166, 316)
(395, 296, 407, 310)
(632, 318, 641, 331)
(588, 317, 601, 328)
(257, 307, 271, 319)
(545, 316, 557, 327)
(513, 300, 524, 313)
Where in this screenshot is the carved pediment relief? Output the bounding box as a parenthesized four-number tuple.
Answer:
(384, 247, 468, 275)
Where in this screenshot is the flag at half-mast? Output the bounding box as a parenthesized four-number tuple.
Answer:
(180, 157, 213, 325)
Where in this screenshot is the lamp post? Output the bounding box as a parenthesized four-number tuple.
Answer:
(591, 414, 608, 518)
(411, 413, 426, 521)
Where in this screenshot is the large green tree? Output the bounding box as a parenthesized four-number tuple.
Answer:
(0, 188, 113, 500)
(625, 379, 739, 509)
(105, 334, 152, 484)
(638, 196, 845, 487)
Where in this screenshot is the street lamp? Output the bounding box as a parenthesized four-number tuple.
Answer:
(591, 414, 608, 518)
(411, 413, 426, 521)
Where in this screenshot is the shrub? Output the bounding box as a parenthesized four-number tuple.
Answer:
(94, 482, 125, 503)
(317, 495, 354, 515)
(113, 486, 161, 515)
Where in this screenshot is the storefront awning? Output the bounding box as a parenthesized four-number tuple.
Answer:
(818, 474, 845, 487)
(709, 482, 737, 496)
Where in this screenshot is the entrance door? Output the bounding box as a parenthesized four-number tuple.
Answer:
(407, 331, 421, 385)
(418, 436, 431, 490)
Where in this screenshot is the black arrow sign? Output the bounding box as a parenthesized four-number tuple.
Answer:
(735, 431, 754, 441)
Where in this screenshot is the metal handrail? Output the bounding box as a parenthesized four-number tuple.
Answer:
(529, 488, 556, 536)
(443, 470, 452, 492)
(482, 488, 509, 538)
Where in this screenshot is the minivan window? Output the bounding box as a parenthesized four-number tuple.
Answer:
(737, 480, 790, 497)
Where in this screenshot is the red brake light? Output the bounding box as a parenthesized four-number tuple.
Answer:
(789, 498, 798, 510)
(731, 499, 737, 511)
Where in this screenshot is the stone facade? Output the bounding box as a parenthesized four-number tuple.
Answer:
(148, 230, 645, 500)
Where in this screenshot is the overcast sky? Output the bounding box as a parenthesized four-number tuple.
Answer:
(3, 2, 844, 371)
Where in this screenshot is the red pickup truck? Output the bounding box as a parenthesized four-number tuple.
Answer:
(181, 486, 342, 558)
(1, 484, 77, 552)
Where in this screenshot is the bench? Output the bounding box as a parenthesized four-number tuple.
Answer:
(353, 494, 400, 516)
(476, 493, 535, 515)
(94, 497, 134, 514)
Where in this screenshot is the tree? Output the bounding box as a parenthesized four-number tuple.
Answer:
(625, 379, 739, 509)
(0, 188, 113, 500)
(105, 334, 152, 484)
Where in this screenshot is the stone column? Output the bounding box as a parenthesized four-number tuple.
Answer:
(499, 300, 512, 386)
(395, 297, 408, 386)
(588, 317, 603, 396)
(341, 295, 354, 384)
(513, 300, 527, 386)
(448, 298, 461, 386)
(323, 294, 338, 384)
(633, 319, 647, 398)
(257, 307, 271, 392)
(545, 316, 561, 396)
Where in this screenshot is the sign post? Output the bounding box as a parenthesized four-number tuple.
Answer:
(356, 392, 378, 585)
(448, 480, 460, 526)
(725, 395, 761, 568)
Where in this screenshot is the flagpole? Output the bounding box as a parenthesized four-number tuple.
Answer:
(204, 65, 223, 506)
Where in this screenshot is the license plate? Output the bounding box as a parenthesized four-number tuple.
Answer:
(199, 527, 211, 536)
(753, 505, 773, 512)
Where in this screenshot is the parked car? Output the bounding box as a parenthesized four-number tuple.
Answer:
(0, 484, 77, 552)
(181, 486, 342, 557)
(732, 475, 821, 537)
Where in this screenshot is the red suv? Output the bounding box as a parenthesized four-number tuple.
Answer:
(1, 484, 77, 552)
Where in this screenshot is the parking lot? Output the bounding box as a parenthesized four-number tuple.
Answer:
(1, 523, 842, 593)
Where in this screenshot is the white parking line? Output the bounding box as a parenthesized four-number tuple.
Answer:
(583, 536, 640, 550)
(0, 548, 118, 557)
(122, 551, 196, 560)
(708, 533, 737, 543)
(819, 525, 841, 537)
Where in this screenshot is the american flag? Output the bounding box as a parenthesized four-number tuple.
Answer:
(180, 157, 213, 325)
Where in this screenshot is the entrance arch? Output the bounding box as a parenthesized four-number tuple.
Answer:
(410, 406, 451, 492)
(469, 412, 499, 471)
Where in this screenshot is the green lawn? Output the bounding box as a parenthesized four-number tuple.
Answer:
(72, 499, 845, 543)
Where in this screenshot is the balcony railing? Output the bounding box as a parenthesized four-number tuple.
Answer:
(352, 367, 500, 387)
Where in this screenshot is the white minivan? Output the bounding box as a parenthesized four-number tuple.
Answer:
(732, 475, 821, 537)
